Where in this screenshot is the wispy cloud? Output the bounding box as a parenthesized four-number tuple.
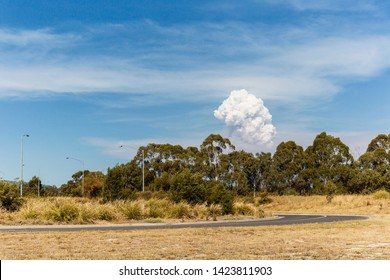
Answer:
(271, 0, 378, 12)
(0, 28, 79, 47)
(1, 19, 390, 110)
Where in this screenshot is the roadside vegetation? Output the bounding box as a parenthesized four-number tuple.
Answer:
(1, 191, 390, 225)
(0, 195, 270, 225)
(1, 132, 390, 225)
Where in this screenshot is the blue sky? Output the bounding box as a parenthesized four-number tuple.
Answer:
(1, 0, 390, 186)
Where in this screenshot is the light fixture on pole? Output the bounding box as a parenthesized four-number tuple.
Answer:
(66, 157, 85, 196)
(120, 145, 145, 192)
(20, 134, 30, 197)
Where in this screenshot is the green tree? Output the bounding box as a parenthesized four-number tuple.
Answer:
(219, 151, 255, 195)
(206, 181, 234, 214)
(84, 171, 105, 198)
(103, 161, 142, 201)
(351, 134, 390, 192)
(59, 170, 89, 196)
(169, 169, 206, 204)
(0, 181, 24, 212)
(254, 152, 272, 193)
(305, 132, 353, 193)
(270, 141, 306, 194)
(24, 176, 42, 197)
(200, 134, 235, 181)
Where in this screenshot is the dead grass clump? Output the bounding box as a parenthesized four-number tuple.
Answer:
(19, 205, 40, 220)
(192, 203, 209, 219)
(233, 202, 256, 216)
(207, 204, 222, 221)
(168, 202, 192, 220)
(46, 201, 79, 223)
(77, 204, 98, 224)
(118, 201, 144, 220)
(95, 204, 119, 221)
(145, 199, 171, 218)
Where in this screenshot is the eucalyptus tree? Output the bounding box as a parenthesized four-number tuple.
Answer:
(351, 134, 390, 192)
(24, 176, 42, 196)
(270, 141, 306, 194)
(103, 162, 141, 201)
(200, 134, 235, 181)
(59, 170, 90, 197)
(304, 132, 354, 193)
(254, 152, 272, 193)
(218, 150, 255, 195)
(84, 171, 105, 198)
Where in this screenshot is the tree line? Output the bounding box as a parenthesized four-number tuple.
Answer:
(16, 132, 390, 200)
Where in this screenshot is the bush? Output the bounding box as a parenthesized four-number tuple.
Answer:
(119, 201, 144, 220)
(78, 204, 97, 223)
(169, 169, 206, 204)
(20, 205, 40, 220)
(372, 189, 390, 200)
(233, 202, 255, 216)
(256, 208, 266, 218)
(207, 182, 234, 214)
(96, 204, 118, 221)
(145, 199, 171, 218)
(324, 181, 337, 203)
(168, 202, 192, 220)
(257, 192, 272, 205)
(46, 199, 80, 223)
(0, 183, 24, 212)
(207, 204, 222, 221)
(192, 203, 209, 219)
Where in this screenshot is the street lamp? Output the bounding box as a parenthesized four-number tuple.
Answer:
(20, 134, 30, 197)
(66, 157, 85, 196)
(120, 145, 145, 192)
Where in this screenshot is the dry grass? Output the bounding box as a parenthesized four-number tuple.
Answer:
(261, 194, 390, 215)
(0, 216, 389, 260)
(0, 194, 390, 260)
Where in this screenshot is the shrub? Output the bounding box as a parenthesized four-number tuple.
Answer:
(20, 206, 40, 220)
(372, 189, 390, 200)
(207, 204, 222, 221)
(282, 188, 299, 195)
(0, 182, 24, 212)
(257, 192, 272, 205)
(324, 181, 337, 203)
(145, 199, 171, 218)
(256, 208, 266, 218)
(77, 204, 97, 223)
(169, 169, 206, 204)
(119, 201, 144, 220)
(168, 202, 192, 220)
(96, 204, 118, 221)
(207, 182, 234, 214)
(46, 199, 80, 223)
(192, 203, 209, 219)
(233, 202, 255, 216)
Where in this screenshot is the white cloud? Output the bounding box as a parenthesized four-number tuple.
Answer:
(275, 36, 390, 78)
(1, 23, 390, 112)
(272, 0, 378, 12)
(214, 89, 276, 146)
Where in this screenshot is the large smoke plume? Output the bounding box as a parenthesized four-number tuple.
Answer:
(214, 89, 276, 146)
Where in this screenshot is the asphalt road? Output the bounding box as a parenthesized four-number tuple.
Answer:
(0, 214, 369, 232)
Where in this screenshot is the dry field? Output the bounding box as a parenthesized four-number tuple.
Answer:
(0, 195, 389, 260)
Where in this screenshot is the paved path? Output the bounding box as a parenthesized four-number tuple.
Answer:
(0, 214, 369, 232)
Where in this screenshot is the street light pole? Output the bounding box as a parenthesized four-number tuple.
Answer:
(20, 134, 30, 197)
(120, 145, 145, 192)
(66, 157, 85, 196)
